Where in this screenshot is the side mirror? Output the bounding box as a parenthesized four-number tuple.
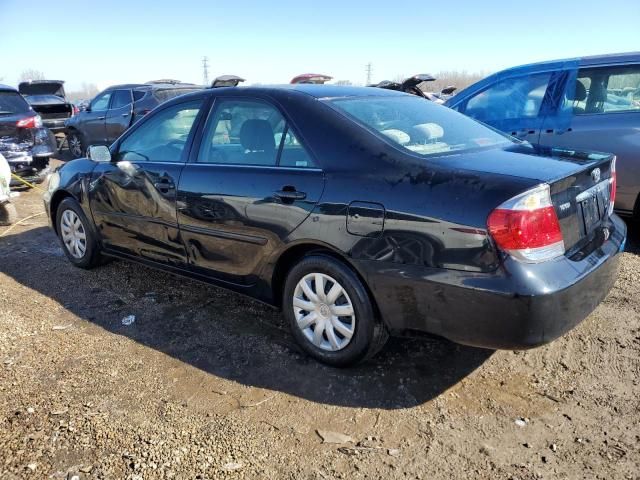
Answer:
(78, 104, 87, 112)
(87, 145, 111, 162)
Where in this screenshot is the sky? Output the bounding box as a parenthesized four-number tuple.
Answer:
(1, 0, 638, 92)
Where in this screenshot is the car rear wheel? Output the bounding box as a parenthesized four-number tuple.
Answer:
(283, 255, 388, 367)
(67, 131, 85, 159)
(56, 198, 102, 269)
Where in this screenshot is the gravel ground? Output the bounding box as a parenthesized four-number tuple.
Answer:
(1, 161, 639, 479)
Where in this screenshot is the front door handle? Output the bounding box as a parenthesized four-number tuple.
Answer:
(122, 113, 129, 117)
(154, 177, 175, 194)
(274, 188, 306, 202)
(97, 116, 105, 120)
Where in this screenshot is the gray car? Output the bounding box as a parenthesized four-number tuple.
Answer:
(446, 52, 640, 219)
(65, 80, 202, 158)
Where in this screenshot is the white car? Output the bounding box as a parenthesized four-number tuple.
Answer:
(0, 153, 17, 225)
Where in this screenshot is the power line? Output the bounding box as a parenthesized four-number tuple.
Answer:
(202, 56, 210, 86)
(365, 62, 373, 85)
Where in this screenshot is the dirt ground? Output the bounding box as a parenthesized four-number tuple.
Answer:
(1, 158, 639, 479)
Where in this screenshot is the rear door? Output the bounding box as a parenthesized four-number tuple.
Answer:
(539, 63, 640, 214)
(81, 90, 112, 145)
(89, 97, 205, 266)
(105, 89, 133, 143)
(177, 97, 325, 286)
(455, 71, 557, 144)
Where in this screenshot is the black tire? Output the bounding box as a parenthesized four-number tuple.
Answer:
(283, 254, 388, 367)
(0, 202, 18, 226)
(67, 130, 85, 159)
(55, 197, 102, 269)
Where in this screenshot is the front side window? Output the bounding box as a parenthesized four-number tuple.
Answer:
(116, 100, 202, 163)
(565, 65, 640, 114)
(198, 99, 316, 167)
(90, 91, 112, 111)
(330, 95, 510, 157)
(464, 73, 552, 122)
(110, 89, 132, 109)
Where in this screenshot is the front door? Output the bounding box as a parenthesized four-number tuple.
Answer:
(539, 63, 640, 214)
(458, 71, 556, 144)
(82, 90, 112, 145)
(89, 98, 205, 266)
(105, 88, 133, 143)
(177, 98, 325, 285)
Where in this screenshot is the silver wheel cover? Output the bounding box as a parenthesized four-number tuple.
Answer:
(60, 209, 87, 259)
(293, 273, 355, 351)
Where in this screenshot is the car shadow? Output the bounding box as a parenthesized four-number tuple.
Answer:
(0, 226, 494, 409)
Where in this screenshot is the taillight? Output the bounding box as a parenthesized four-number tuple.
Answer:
(487, 184, 565, 263)
(16, 115, 42, 129)
(609, 156, 617, 215)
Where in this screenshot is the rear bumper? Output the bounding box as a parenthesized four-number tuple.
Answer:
(357, 214, 626, 350)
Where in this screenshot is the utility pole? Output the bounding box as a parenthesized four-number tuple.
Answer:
(202, 56, 210, 86)
(365, 62, 373, 85)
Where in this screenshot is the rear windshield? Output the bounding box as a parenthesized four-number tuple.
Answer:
(0, 91, 31, 115)
(153, 88, 202, 103)
(329, 95, 511, 157)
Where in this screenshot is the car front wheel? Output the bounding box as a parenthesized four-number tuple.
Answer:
(283, 255, 388, 367)
(67, 131, 85, 159)
(56, 197, 102, 268)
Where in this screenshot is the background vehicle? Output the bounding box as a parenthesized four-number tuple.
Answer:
(18, 80, 76, 134)
(0, 84, 57, 185)
(372, 74, 456, 103)
(64, 80, 203, 158)
(45, 85, 624, 366)
(446, 52, 640, 219)
(290, 73, 333, 84)
(0, 152, 17, 225)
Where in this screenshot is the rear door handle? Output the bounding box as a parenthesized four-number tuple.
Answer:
(122, 113, 129, 117)
(274, 189, 306, 202)
(154, 177, 175, 194)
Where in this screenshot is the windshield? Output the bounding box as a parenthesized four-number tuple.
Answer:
(330, 95, 512, 157)
(0, 91, 31, 115)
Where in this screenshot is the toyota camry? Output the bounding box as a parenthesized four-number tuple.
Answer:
(44, 85, 625, 366)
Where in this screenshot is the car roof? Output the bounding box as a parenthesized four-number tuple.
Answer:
(106, 82, 202, 91)
(0, 84, 17, 92)
(208, 84, 408, 99)
(493, 51, 640, 75)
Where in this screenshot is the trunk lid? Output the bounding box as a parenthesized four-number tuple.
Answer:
(18, 80, 66, 99)
(444, 144, 615, 254)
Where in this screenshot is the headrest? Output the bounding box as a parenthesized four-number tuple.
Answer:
(380, 129, 410, 145)
(413, 123, 444, 141)
(568, 80, 587, 101)
(240, 119, 275, 151)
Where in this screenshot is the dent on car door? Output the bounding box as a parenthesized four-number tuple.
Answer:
(105, 89, 133, 143)
(177, 97, 325, 286)
(538, 64, 640, 213)
(89, 98, 205, 265)
(458, 72, 556, 144)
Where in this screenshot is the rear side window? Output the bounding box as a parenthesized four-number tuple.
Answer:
(331, 96, 510, 158)
(566, 65, 640, 114)
(116, 100, 202, 163)
(197, 99, 316, 168)
(110, 89, 132, 109)
(0, 91, 31, 115)
(153, 88, 202, 104)
(133, 90, 146, 101)
(464, 73, 552, 121)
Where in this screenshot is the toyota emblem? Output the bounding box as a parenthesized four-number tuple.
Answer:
(591, 168, 601, 183)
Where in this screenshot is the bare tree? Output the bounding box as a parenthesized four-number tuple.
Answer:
(334, 80, 353, 86)
(19, 69, 46, 82)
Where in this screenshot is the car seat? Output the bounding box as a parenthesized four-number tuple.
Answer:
(567, 80, 587, 114)
(239, 119, 276, 165)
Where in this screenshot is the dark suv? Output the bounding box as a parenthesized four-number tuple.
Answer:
(65, 80, 202, 158)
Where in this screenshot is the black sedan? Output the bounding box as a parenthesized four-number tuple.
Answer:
(44, 85, 625, 366)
